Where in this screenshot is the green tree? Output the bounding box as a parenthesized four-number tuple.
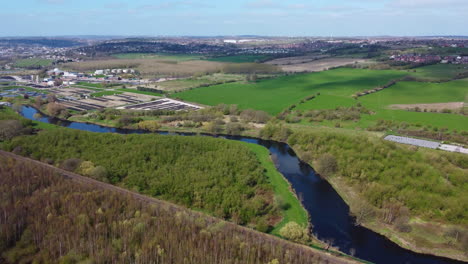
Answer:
(279, 222, 309, 243)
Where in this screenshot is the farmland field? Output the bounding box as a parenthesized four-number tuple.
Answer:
(64, 59, 225, 78)
(155, 73, 245, 92)
(296, 78, 468, 130)
(173, 68, 406, 114)
(112, 53, 203, 61)
(207, 55, 274, 63)
(356, 79, 468, 130)
(14, 58, 53, 68)
(267, 57, 368, 72)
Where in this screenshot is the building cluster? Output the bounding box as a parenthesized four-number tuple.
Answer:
(390, 54, 468, 64)
(441, 56, 468, 64)
(390, 54, 442, 63)
(94, 69, 136, 75)
(18, 67, 146, 88)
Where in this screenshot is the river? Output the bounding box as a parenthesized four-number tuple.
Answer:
(19, 106, 466, 264)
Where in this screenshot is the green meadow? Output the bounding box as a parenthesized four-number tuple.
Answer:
(173, 68, 406, 114)
(14, 58, 53, 68)
(297, 78, 468, 130)
(356, 79, 468, 130)
(116, 88, 163, 97)
(405, 64, 468, 81)
(174, 67, 467, 130)
(76, 82, 105, 88)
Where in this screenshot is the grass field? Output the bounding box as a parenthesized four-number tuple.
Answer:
(356, 79, 468, 130)
(14, 58, 53, 68)
(207, 55, 274, 63)
(173, 68, 406, 114)
(295, 78, 468, 130)
(116, 88, 163, 97)
(243, 142, 309, 234)
(90, 91, 123, 97)
(404, 64, 468, 81)
(156, 73, 245, 92)
(112, 53, 203, 61)
(77, 82, 104, 88)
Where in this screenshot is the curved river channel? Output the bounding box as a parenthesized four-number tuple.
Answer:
(20, 106, 466, 264)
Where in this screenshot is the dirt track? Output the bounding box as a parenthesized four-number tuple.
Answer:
(266, 57, 368, 72)
(0, 150, 360, 264)
(389, 102, 464, 111)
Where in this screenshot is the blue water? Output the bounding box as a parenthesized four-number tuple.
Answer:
(20, 106, 466, 264)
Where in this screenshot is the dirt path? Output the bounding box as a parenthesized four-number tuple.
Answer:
(389, 102, 464, 111)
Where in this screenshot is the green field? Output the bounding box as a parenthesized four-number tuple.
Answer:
(356, 79, 468, 130)
(116, 88, 163, 97)
(207, 55, 274, 63)
(14, 58, 53, 68)
(90, 91, 123, 97)
(76, 82, 104, 88)
(173, 68, 406, 114)
(0, 85, 47, 93)
(156, 73, 244, 92)
(295, 78, 468, 130)
(243, 142, 308, 234)
(112, 53, 203, 61)
(405, 64, 468, 81)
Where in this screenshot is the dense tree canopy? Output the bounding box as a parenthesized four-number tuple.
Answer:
(0, 152, 349, 264)
(5, 129, 279, 226)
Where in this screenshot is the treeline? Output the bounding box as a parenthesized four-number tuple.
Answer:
(4, 129, 279, 227)
(77, 41, 234, 56)
(79, 104, 271, 135)
(0, 153, 352, 264)
(0, 38, 82, 47)
(136, 86, 165, 94)
(283, 105, 371, 125)
(0, 106, 34, 141)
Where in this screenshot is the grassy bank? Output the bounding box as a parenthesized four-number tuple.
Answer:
(243, 142, 309, 234)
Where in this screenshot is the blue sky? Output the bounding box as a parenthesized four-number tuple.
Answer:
(2, 0, 468, 36)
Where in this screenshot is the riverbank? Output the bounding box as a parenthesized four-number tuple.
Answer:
(290, 137, 468, 263)
(7, 105, 467, 264)
(324, 175, 468, 262)
(1, 106, 312, 240)
(242, 142, 310, 234)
